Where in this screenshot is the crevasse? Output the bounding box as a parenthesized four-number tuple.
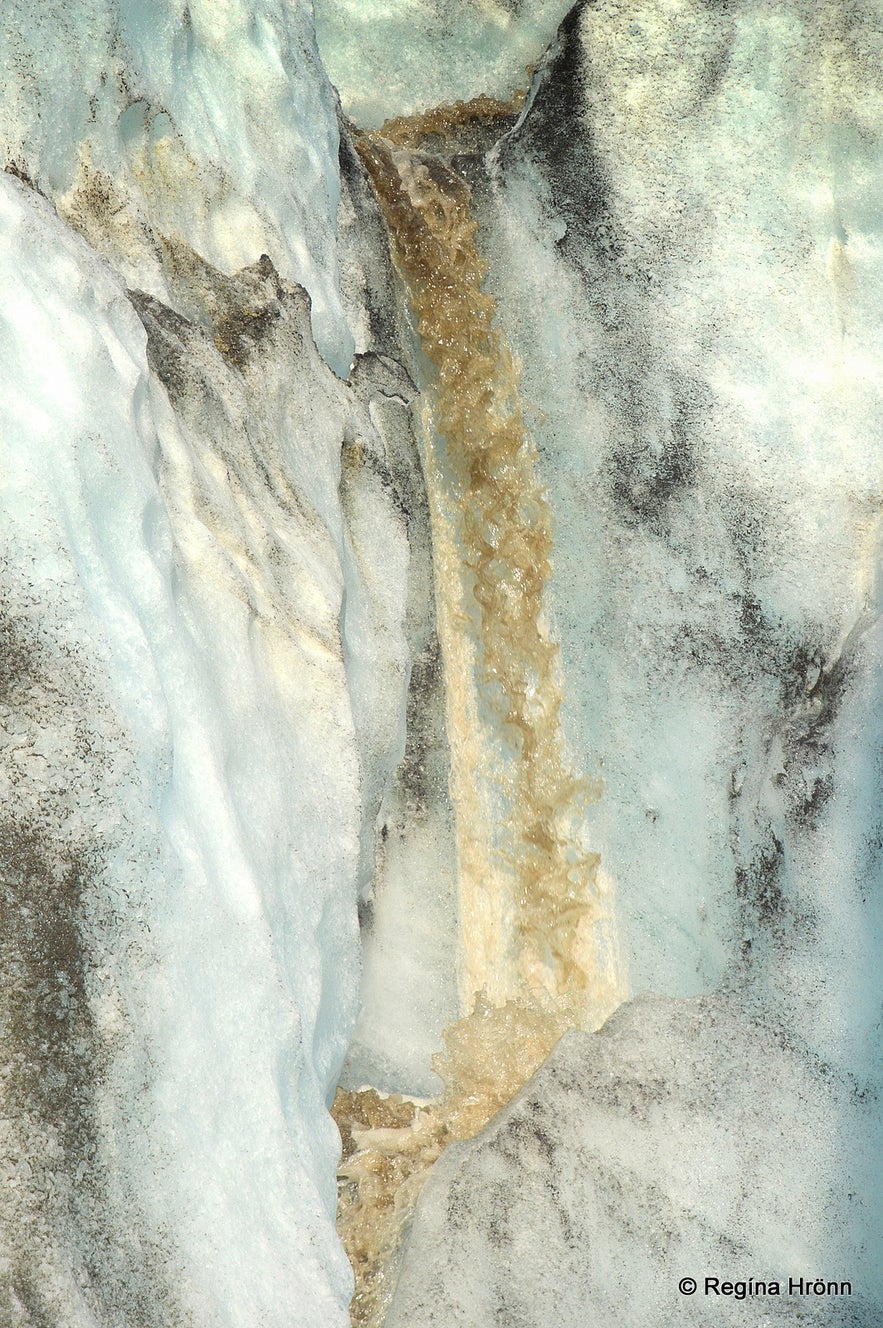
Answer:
(333, 101, 624, 1328)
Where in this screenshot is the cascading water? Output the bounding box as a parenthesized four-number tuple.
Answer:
(5, 2, 882, 1324)
(332, 100, 624, 1327)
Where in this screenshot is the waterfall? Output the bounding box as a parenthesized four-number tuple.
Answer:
(332, 101, 624, 1328)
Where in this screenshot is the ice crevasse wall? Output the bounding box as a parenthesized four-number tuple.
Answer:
(2, 1, 883, 1326)
(0, 1, 422, 1322)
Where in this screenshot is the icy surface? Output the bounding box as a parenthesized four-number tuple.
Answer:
(0, 157, 420, 1319)
(313, 0, 574, 126)
(339, 353, 461, 1098)
(370, 0, 883, 1319)
(1, 0, 353, 372)
(0, 0, 466, 1315)
(339, 627, 461, 1098)
(4, 0, 883, 1321)
(386, 993, 881, 1327)
(477, 0, 883, 1070)
(334, 139, 463, 1096)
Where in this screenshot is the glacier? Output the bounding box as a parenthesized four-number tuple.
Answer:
(380, 1, 883, 1322)
(385, 993, 877, 1327)
(2, 0, 883, 1325)
(314, 0, 576, 128)
(0, 0, 428, 1320)
(2, 0, 353, 372)
(0, 175, 379, 1322)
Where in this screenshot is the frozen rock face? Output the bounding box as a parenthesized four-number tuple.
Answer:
(386, 993, 879, 1327)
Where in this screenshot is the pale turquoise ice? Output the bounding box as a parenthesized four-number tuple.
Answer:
(314, 0, 574, 125)
(3, 0, 883, 1321)
(1, 0, 353, 372)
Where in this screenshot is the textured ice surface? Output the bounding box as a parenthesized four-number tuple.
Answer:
(0, 160, 421, 1321)
(386, 992, 881, 1327)
(476, 0, 883, 1066)
(369, 0, 883, 1319)
(339, 353, 460, 1098)
(1, 0, 352, 372)
(4, 0, 883, 1321)
(314, 0, 574, 126)
(0, 0, 467, 1314)
(335, 138, 462, 1096)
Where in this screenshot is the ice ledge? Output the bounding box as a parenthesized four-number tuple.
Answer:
(386, 991, 880, 1327)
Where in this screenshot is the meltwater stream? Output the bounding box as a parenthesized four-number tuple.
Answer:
(332, 102, 624, 1327)
(3, 2, 882, 1324)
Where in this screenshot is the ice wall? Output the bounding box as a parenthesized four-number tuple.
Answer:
(477, 0, 883, 1070)
(313, 0, 575, 126)
(334, 132, 462, 1098)
(379, 0, 883, 1319)
(0, 1, 438, 1320)
(2, 0, 351, 372)
(386, 993, 879, 1327)
(5, 0, 883, 1321)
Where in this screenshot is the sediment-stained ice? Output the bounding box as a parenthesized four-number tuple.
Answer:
(477, 0, 883, 1070)
(385, 993, 880, 1327)
(0, 160, 419, 1321)
(337, 0, 883, 1320)
(3, 0, 883, 1322)
(2, 0, 352, 372)
(314, 0, 576, 127)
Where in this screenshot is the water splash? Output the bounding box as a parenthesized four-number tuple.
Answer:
(334, 997, 575, 1326)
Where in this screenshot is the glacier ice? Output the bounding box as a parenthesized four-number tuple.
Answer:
(0, 170, 365, 1323)
(2, 0, 353, 373)
(385, 993, 880, 1327)
(328, 0, 883, 1322)
(313, 0, 576, 127)
(0, 5, 432, 1306)
(1, 0, 470, 1312)
(3, 0, 883, 1323)
(472, 0, 883, 1081)
(334, 132, 464, 1097)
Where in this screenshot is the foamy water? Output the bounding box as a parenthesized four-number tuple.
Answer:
(334, 104, 625, 1326)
